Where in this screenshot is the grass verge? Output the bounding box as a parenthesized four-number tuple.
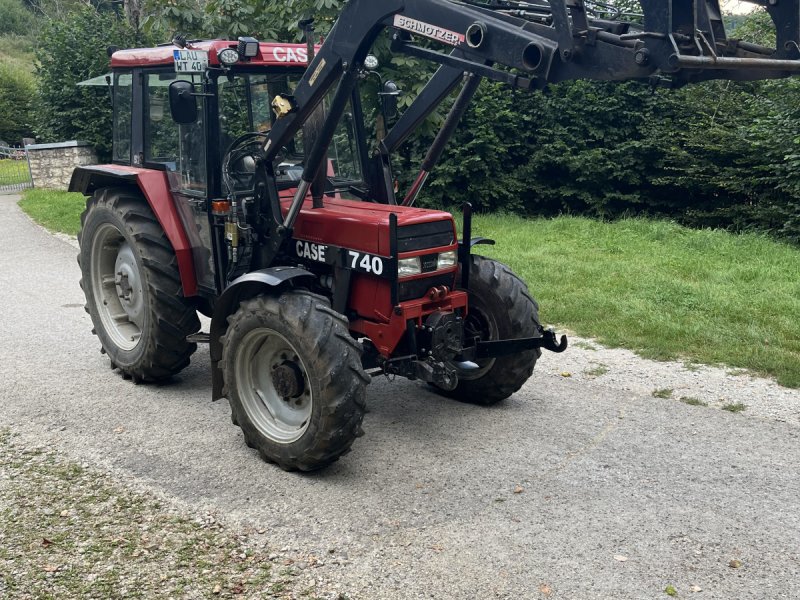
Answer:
(475, 215, 800, 388)
(17, 189, 85, 236)
(0, 158, 30, 186)
(0, 430, 328, 599)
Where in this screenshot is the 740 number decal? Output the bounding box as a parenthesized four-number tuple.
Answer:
(293, 240, 388, 276)
(348, 250, 384, 275)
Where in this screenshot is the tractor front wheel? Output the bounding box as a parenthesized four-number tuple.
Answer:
(221, 292, 369, 471)
(78, 187, 200, 381)
(435, 255, 542, 405)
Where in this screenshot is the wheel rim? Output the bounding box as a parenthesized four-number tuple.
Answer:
(90, 223, 145, 352)
(235, 328, 313, 444)
(456, 304, 497, 381)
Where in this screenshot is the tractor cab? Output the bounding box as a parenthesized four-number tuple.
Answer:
(108, 39, 369, 295)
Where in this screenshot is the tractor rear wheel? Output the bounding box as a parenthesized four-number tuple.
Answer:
(221, 291, 369, 471)
(435, 255, 541, 405)
(78, 187, 200, 382)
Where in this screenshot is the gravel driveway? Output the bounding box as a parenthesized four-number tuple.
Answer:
(1, 191, 799, 599)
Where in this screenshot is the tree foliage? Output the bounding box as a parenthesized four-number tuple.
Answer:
(0, 62, 36, 143)
(34, 7, 146, 160)
(388, 8, 799, 243)
(0, 0, 35, 36)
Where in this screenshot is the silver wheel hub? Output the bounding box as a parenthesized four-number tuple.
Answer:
(235, 328, 313, 444)
(114, 243, 144, 329)
(90, 224, 145, 351)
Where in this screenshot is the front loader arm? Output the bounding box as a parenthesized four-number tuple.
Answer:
(258, 0, 800, 259)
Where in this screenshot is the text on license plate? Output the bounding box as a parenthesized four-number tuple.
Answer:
(173, 50, 209, 74)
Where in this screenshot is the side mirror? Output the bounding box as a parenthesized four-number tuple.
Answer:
(169, 80, 198, 124)
(380, 80, 401, 122)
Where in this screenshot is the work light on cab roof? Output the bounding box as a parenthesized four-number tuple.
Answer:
(217, 47, 240, 66)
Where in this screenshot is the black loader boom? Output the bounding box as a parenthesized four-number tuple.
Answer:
(256, 0, 800, 262)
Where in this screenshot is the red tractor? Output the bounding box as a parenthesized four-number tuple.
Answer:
(71, 0, 800, 470)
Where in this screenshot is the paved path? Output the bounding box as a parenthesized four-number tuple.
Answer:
(1, 192, 798, 599)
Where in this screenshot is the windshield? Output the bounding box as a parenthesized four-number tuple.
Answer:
(218, 72, 364, 189)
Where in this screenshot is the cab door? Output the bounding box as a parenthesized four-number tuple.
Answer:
(143, 70, 216, 295)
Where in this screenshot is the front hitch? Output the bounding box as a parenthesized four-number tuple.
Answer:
(460, 326, 569, 361)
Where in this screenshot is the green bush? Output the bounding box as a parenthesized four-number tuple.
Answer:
(0, 62, 35, 143)
(34, 8, 145, 161)
(402, 71, 800, 244)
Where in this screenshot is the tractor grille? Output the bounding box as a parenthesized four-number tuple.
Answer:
(398, 272, 456, 302)
(397, 220, 454, 252)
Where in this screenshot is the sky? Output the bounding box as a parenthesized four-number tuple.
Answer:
(722, 0, 758, 14)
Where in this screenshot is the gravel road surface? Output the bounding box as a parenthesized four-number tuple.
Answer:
(1, 192, 799, 599)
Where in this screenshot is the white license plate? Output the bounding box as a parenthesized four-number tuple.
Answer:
(173, 49, 209, 74)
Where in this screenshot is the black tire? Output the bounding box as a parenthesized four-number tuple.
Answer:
(435, 255, 541, 405)
(221, 291, 369, 471)
(78, 187, 200, 382)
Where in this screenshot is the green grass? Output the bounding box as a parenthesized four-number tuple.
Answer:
(652, 388, 674, 399)
(0, 158, 30, 185)
(0, 34, 36, 70)
(585, 363, 609, 377)
(16, 193, 800, 387)
(18, 189, 85, 235)
(722, 402, 747, 413)
(475, 215, 800, 388)
(680, 397, 708, 407)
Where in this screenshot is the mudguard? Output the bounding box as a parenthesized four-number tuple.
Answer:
(209, 267, 316, 400)
(69, 165, 198, 297)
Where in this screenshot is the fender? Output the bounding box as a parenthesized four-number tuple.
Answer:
(209, 267, 316, 400)
(69, 165, 198, 297)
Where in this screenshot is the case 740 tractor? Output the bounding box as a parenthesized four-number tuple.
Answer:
(71, 0, 800, 471)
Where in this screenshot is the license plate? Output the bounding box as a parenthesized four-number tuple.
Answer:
(173, 49, 209, 74)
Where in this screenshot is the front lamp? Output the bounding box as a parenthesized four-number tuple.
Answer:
(364, 54, 379, 70)
(438, 251, 457, 268)
(398, 257, 422, 278)
(217, 48, 240, 66)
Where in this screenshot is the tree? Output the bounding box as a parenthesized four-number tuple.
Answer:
(0, 63, 36, 144)
(35, 7, 146, 160)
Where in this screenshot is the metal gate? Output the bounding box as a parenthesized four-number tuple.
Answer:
(0, 146, 33, 193)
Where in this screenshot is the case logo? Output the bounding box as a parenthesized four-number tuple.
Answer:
(296, 241, 328, 262)
(272, 47, 309, 63)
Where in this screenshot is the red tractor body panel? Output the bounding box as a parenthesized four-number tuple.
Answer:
(285, 196, 464, 354)
(350, 290, 468, 356)
(70, 165, 198, 297)
(285, 196, 455, 256)
(111, 41, 319, 69)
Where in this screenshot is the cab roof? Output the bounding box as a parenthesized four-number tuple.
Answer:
(111, 40, 317, 69)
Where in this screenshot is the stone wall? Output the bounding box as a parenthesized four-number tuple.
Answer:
(26, 141, 98, 190)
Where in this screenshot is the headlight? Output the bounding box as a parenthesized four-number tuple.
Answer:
(364, 54, 379, 70)
(438, 251, 457, 268)
(217, 48, 240, 66)
(398, 257, 421, 277)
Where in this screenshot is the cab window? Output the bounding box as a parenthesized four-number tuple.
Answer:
(218, 73, 364, 189)
(113, 71, 132, 163)
(144, 71, 206, 193)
